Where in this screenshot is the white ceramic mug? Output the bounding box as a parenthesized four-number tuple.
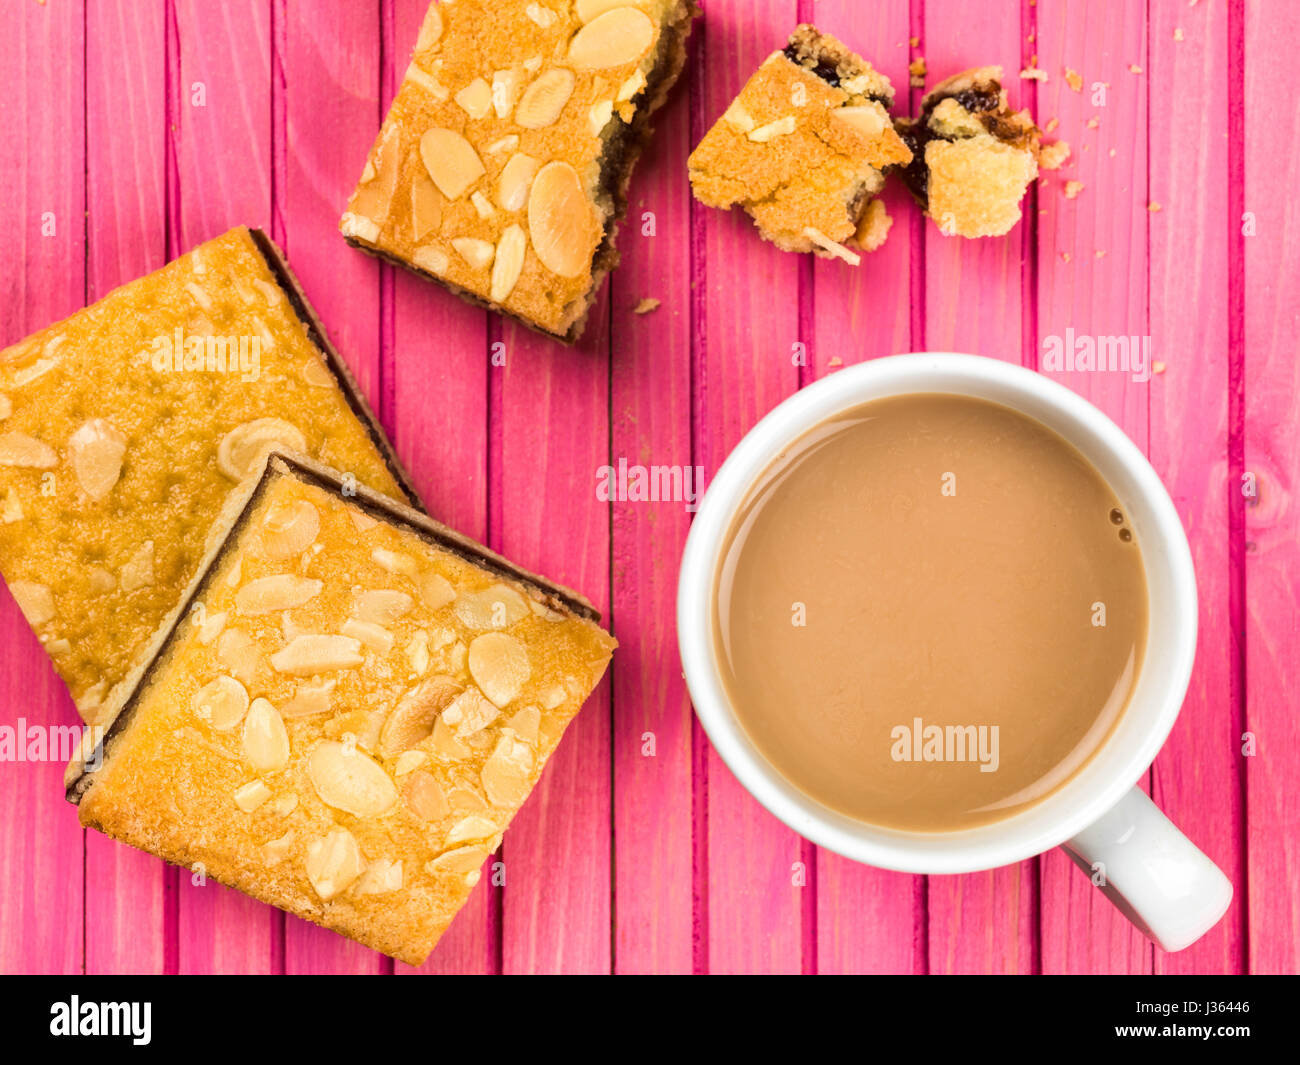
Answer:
(677, 353, 1232, 953)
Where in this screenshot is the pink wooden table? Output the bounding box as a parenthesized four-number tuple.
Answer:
(0, 0, 1295, 975)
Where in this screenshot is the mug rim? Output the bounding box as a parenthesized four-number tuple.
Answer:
(676, 352, 1199, 874)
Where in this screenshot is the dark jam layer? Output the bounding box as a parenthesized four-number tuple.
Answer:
(895, 82, 1006, 207)
(781, 42, 892, 105)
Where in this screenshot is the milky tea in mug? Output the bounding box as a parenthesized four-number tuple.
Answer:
(711, 393, 1149, 832)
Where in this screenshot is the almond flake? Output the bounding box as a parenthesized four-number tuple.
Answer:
(280, 680, 336, 719)
(454, 583, 530, 629)
(471, 191, 496, 219)
(506, 705, 542, 744)
(468, 632, 531, 707)
(491, 70, 524, 119)
(380, 675, 464, 756)
(0, 432, 57, 468)
(305, 827, 364, 900)
(261, 499, 320, 558)
(236, 574, 323, 615)
(485, 134, 521, 155)
(353, 589, 414, 626)
(617, 69, 646, 101)
(568, 7, 654, 68)
(490, 225, 528, 303)
(10, 580, 55, 626)
(264, 830, 296, 865)
(420, 128, 485, 201)
(68, 419, 128, 501)
(413, 245, 450, 276)
(354, 857, 403, 896)
(528, 161, 598, 277)
(442, 687, 501, 738)
(748, 116, 797, 142)
(454, 77, 493, 120)
(307, 740, 398, 817)
(243, 697, 289, 772)
(404, 770, 450, 823)
(196, 609, 228, 645)
(372, 549, 419, 576)
(589, 98, 615, 136)
(498, 153, 541, 212)
(576, 0, 648, 22)
(119, 540, 155, 592)
(446, 815, 498, 847)
(525, 2, 557, 28)
(803, 227, 862, 266)
(341, 618, 394, 654)
(426, 846, 487, 875)
(234, 779, 272, 812)
(515, 67, 576, 129)
(453, 237, 495, 270)
(481, 732, 535, 807)
(217, 418, 307, 481)
(415, 4, 443, 54)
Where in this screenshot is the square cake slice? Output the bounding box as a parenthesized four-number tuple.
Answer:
(340, 0, 699, 343)
(894, 66, 1043, 238)
(0, 227, 418, 723)
(68, 452, 616, 966)
(688, 24, 912, 264)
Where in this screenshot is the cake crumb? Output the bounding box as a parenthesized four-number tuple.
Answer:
(1095, 249, 1107, 259)
(1147, 201, 1163, 212)
(1063, 180, 1085, 200)
(1044, 116, 1060, 133)
(909, 36, 920, 48)
(1020, 66, 1048, 82)
(909, 58, 927, 87)
(1065, 68, 1083, 92)
(828, 356, 844, 368)
(1060, 251, 1072, 263)
(1086, 115, 1100, 129)
(1038, 140, 1071, 170)
(1129, 64, 1143, 74)
(633, 298, 661, 315)
(1109, 148, 1117, 157)
(1174, 27, 1185, 41)
(854, 200, 893, 253)
(1153, 361, 1167, 375)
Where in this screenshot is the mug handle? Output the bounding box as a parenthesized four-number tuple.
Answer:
(1061, 787, 1233, 952)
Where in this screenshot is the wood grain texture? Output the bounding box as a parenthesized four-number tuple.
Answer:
(0, 0, 1287, 975)
(1147, 0, 1245, 978)
(1243, 0, 1300, 976)
(83, 0, 169, 976)
(0, 0, 85, 979)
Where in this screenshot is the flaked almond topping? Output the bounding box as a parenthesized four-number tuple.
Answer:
(216, 629, 262, 688)
(413, 245, 450, 276)
(340, 617, 393, 654)
(353, 589, 414, 626)
(482, 732, 535, 807)
(307, 740, 398, 818)
(524, 56, 543, 73)
(568, 7, 654, 69)
(405, 61, 449, 100)
(264, 830, 296, 865)
(420, 128, 485, 201)
(419, 572, 456, 611)
(354, 857, 403, 896)
(217, 418, 307, 482)
(350, 123, 401, 225)
(2, 488, 23, 524)
(280, 680, 336, 719)
(453, 237, 495, 271)
(576, 0, 648, 22)
(269, 793, 299, 817)
(441, 687, 501, 739)
(430, 716, 470, 760)
(270, 634, 364, 676)
(349, 510, 380, 533)
(236, 574, 323, 615)
(414, 3, 443, 54)
(379, 675, 464, 757)
(261, 498, 320, 558)
(803, 227, 862, 266)
(243, 697, 290, 772)
(325, 709, 384, 752)
(832, 105, 889, 139)
(449, 786, 488, 814)
(617, 68, 647, 101)
(426, 846, 487, 875)
(471, 190, 497, 219)
(302, 358, 334, 388)
(410, 173, 443, 242)
(454, 77, 493, 120)
(498, 153, 540, 212)
(0, 395, 12, 419)
(196, 609, 228, 645)
(528, 161, 598, 278)
(10, 580, 55, 626)
(485, 134, 520, 155)
(540, 684, 566, 710)
(491, 70, 524, 119)
(45, 638, 71, 655)
(589, 98, 615, 136)
(193, 675, 250, 731)
(406, 630, 431, 676)
(87, 566, 116, 594)
(445, 814, 498, 846)
(490, 225, 528, 303)
(468, 632, 531, 707)
(394, 750, 426, 775)
(403, 770, 450, 823)
(454, 582, 530, 630)
(525, 1, 557, 28)
(119, 540, 155, 592)
(748, 116, 798, 142)
(305, 827, 364, 900)
(506, 705, 542, 745)
(515, 67, 576, 129)
(234, 779, 272, 812)
(373, 549, 419, 577)
(0, 432, 57, 469)
(68, 419, 128, 501)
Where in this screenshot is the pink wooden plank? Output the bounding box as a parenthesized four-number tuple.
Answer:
(497, 310, 613, 973)
(608, 44, 696, 972)
(695, 0, 805, 975)
(275, 0, 389, 975)
(170, 0, 279, 975)
(805, 0, 922, 976)
(920, 0, 1037, 976)
(1034, 0, 1154, 976)
(0, 0, 87, 978)
(0, 0, 86, 977)
(1148, 0, 1244, 977)
(383, 0, 496, 977)
(1244, 0, 1300, 976)
(82, 0, 170, 976)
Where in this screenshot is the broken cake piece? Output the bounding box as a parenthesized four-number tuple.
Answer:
(0, 227, 418, 723)
(340, 0, 700, 343)
(894, 66, 1043, 238)
(68, 452, 617, 966)
(688, 24, 912, 264)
